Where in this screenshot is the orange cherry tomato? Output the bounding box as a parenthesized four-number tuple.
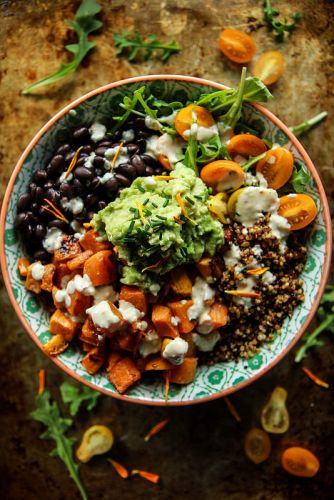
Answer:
(278, 194, 317, 230)
(245, 428, 272, 464)
(157, 154, 173, 171)
(175, 105, 215, 141)
(218, 29, 256, 64)
(256, 147, 294, 189)
(281, 447, 320, 478)
(227, 134, 267, 157)
(252, 51, 285, 86)
(200, 160, 245, 192)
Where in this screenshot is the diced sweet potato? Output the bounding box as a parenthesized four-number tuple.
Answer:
(80, 230, 111, 253)
(83, 250, 116, 286)
(66, 290, 92, 316)
(54, 263, 76, 289)
(25, 266, 42, 294)
(196, 257, 213, 279)
(40, 264, 56, 292)
(79, 318, 101, 346)
(115, 331, 139, 352)
(152, 304, 179, 338)
(169, 357, 197, 384)
(53, 236, 82, 263)
(119, 285, 148, 314)
(81, 347, 105, 375)
(44, 334, 69, 356)
(208, 302, 228, 329)
(18, 258, 31, 277)
(82, 341, 93, 352)
(144, 356, 175, 371)
(108, 357, 141, 394)
(49, 309, 79, 341)
(67, 250, 93, 271)
(106, 352, 123, 373)
(52, 286, 63, 309)
(168, 300, 195, 334)
(169, 268, 192, 297)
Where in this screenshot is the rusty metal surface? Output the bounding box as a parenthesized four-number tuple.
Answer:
(0, 1, 333, 499)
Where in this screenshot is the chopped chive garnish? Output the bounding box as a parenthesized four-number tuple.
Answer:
(159, 232, 163, 240)
(137, 185, 145, 193)
(143, 198, 149, 205)
(156, 215, 167, 220)
(185, 196, 195, 205)
(144, 209, 152, 216)
(163, 198, 169, 207)
(180, 247, 187, 258)
(129, 207, 137, 213)
(194, 195, 202, 201)
(151, 202, 158, 208)
(127, 220, 135, 233)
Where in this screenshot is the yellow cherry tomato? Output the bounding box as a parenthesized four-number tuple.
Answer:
(278, 194, 317, 230)
(218, 29, 256, 64)
(175, 105, 215, 141)
(200, 160, 245, 192)
(256, 147, 294, 189)
(252, 51, 285, 86)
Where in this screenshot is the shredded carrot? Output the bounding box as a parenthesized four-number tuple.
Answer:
(64, 146, 83, 178)
(142, 259, 165, 272)
(131, 470, 160, 484)
(38, 368, 46, 395)
(136, 201, 145, 225)
(223, 396, 241, 422)
(154, 175, 176, 181)
(165, 371, 170, 402)
(302, 367, 329, 389)
(111, 142, 124, 171)
(144, 419, 169, 442)
(225, 290, 261, 298)
(173, 216, 184, 225)
(42, 198, 69, 223)
(176, 192, 190, 219)
(246, 267, 270, 276)
(109, 459, 129, 478)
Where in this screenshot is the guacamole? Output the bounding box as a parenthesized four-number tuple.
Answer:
(93, 164, 224, 291)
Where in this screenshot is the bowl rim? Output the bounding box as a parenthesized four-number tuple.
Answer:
(0, 74, 332, 406)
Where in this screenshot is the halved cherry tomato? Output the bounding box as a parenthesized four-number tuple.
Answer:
(245, 428, 272, 464)
(218, 29, 256, 64)
(227, 134, 267, 157)
(252, 51, 285, 86)
(157, 154, 173, 171)
(226, 187, 246, 219)
(200, 160, 245, 192)
(175, 105, 215, 141)
(281, 447, 320, 478)
(256, 147, 294, 189)
(208, 192, 228, 223)
(278, 194, 317, 230)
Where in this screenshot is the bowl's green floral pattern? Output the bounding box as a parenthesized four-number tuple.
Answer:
(4, 80, 327, 403)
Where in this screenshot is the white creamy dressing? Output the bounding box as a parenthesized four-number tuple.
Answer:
(59, 172, 73, 183)
(187, 277, 215, 332)
(31, 262, 45, 281)
(244, 172, 268, 187)
(223, 243, 241, 268)
(138, 330, 161, 357)
(262, 270, 276, 285)
(55, 274, 95, 308)
(104, 147, 129, 168)
(268, 213, 291, 251)
(98, 172, 114, 184)
(121, 129, 135, 142)
(171, 316, 180, 326)
(159, 110, 178, 125)
(43, 227, 64, 253)
(70, 220, 86, 241)
(235, 187, 279, 227)
(89, 123, 106, 142)
(60, 197, 84, 215)
(287, 193, 298, 198)
(149, 283, 161, 295)
(93, 286, 118, 305)
(217, 122, 233, 144)
(192, 330, 220, 352)
(232, 276, 258, 308)
(184, 123, 218, 141)
(144, 116, 162, 131)
(145, 135, 159, 158)
(84, 152, 96, 169)
(162, 337, 188, 365)
(137, 320, 148, 331)
(86, 300, 120, 329)
(144, 177, 157, 186)
(118, 300, 144, 323)
(252, 244, 263, 257)
(157, 133, 184, 164)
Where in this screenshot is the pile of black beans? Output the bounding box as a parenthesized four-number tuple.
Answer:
(15, 117, 166, 262)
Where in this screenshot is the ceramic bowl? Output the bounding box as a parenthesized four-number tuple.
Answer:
(0, 75, 332, 405)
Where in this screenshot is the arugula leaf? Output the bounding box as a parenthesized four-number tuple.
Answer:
(31, 390, 88, 500)
(289, 112, 328, 136)
(183, 133, 199, 175)
(263, 0, 302, 42)
(241, 152, 267, 172)
(295, 285, 334, 363)
(60, 382, 100, 417)
(197, 135, 231, 164)
(113, 31, 181, 62)
(22, 0, 102, 94)
(278, 160, 313, 195)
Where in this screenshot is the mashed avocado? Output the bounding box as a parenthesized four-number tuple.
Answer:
(93, 164, 224, 291)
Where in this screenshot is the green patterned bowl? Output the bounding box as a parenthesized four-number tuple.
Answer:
(0, 75, 331, 406)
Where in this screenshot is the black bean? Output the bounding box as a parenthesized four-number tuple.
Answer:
(97, 200, 107, 210)
(76, 156, 88, 167)
(17, 193, 31, 211)
(133, 117, 146, 129)
(74, 167, 94, 181)
(95, 146, 108, 157)
(145, 166, 154, 176)
(46, 163, 59, 178)
(138, 130, 151, 139)
(31, 202, 39, 213)
(29, 182, 37, 194)
(39, 207, 52, 220)
(73, 127, 90, 141)
(91, 178, 101, 191)
(116, 163, 137, 179)
(86, 193, 99, 207)
(14, 212, 28, 228)
(155, 167, 164, 175)
(136, 138, 146, 153)
(113, 130, 122, 141)
(56, 144, 71, 155)
(127, 143, 140, 156)
(105, 178, 118, 193)
(98, 141, 113, 148)
(73, 179, 85, 195)
(45, 188, 60, 204)
(115, 173, 131, 187)
(33, 169, 48, 185)
(50, 155, 65, 170)
(140, 153, 158, 167)
(65, 151, 75, 162)
(44, 181, 54, 191)
(35, 224, 46, 240)
(81, 145, 93, 155)
(94, 168, 103, 177)
(93, 156, 105, 168)
(59, 183, 73, 197)
(33, 249, 49, 262)
(35, 186, 44, 202)
(131, 154, 146, 175)
(25, 223, 35, 237)
(48, 219, 67, 230)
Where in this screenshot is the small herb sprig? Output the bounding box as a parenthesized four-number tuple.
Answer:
(60, 381, 101, 416)
(263, 0, 302, 42)
(278, 160, 313, 195)
(295, 285, 334, 363)
(289, 112, 328, 136)
(113, 31, 181, 62)
(22, 0, 102, 94)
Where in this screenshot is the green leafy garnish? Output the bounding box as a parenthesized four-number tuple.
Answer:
(113, 31, 181, 62)
(31, 389, 88, 500)
(241, 152, 267, 172)
(183, 133, 199, 174)
(295, 285, 334, 363)
(22, 0, 102, 94)
(60, 381, 100, 417)
(278, 160, 313, 195)
(289, 112, 328, 136)
(263, 0, 302, 42)
(197, 135, 231, 164)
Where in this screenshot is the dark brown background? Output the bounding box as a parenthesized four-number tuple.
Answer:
(0, 1, 333, 499)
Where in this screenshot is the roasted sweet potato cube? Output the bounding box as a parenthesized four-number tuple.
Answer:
(82, 341, 93, 352)
(81, 347, 106, 375)
(196, 257, 213, 279)
(25, 266, 42, 294)
(66, 290, 92, 316)
(115, 331, 139, 352)
(119, 285, 148, 314)
(144, 356, 175, 371)
(40, 264, 56, 292)
(80, 230, 111, 253)
(52, 286, 63, 309)
(49, 309, 79, 341)
(44, 334, 69, 356)
(169, 268, 192, 297)
(18, 258, 31, 277)
(169, 357, 197, 384)
(106, 352, 123, 373)
(152, 304, 179, 338)
(54, 263, 76, 289)
(168, 300, 195, 334)
(83, 250, 116, 286)
(79, 318, 101, 346)
(108, 358, 141, 394)
(208, 302, 228, 329)
(53, 236, 82, 263)
(67, 250, 93, 271)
